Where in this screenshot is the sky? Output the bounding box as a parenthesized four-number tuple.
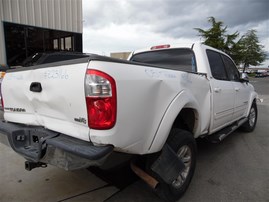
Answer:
(82, 0, 269, 67)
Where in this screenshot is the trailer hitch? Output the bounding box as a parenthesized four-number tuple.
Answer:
(25, 161, 47, 171)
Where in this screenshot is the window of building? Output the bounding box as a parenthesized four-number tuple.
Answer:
(53, 39, 59, 50)
(61, 38, 65, 50)
(65, 37, 72, 51)
(4, 22, 82, 66)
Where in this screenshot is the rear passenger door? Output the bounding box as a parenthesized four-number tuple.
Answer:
(207, 50, 235, 132)
(222, 55, 249, 120)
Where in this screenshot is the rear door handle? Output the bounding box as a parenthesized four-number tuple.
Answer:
(30, 82, 42, 93)
(214, 88, 221, 93)
(235, 87, 240, 92)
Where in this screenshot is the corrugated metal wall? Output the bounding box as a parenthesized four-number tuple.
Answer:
(0, 0, 82, 65)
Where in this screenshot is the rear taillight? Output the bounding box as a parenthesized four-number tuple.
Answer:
(85, 69, 117, 129)
(0, 82, 4, 108)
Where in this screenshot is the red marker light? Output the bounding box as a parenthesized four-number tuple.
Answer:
(150, 44, 170, 50)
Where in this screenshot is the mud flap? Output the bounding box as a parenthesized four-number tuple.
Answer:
(151, 144, 185, 184)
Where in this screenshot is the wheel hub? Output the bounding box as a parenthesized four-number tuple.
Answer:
(172, 145, 192, 188)
(249, 107, 256, 127)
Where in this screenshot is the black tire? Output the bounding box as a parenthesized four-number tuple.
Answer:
(240, 102, 258, 132)
(152, 128, 197, 202)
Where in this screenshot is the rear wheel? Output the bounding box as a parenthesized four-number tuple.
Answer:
(240, 102, 258, 132)
(151, 128, 197, 201)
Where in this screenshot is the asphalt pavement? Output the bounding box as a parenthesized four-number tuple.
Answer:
(0, 77, 268, 202)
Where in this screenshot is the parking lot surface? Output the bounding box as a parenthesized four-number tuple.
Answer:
(0, 77, 268, 202)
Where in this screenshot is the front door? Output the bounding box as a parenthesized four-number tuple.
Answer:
(222, 55, 249, 120)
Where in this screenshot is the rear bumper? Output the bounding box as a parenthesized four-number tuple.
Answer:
(0, 120, 114, 170)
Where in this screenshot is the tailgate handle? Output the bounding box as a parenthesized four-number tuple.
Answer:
(30, 82, 42, 93)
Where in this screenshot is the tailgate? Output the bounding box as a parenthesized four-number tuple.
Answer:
(1, 59, 90, 141)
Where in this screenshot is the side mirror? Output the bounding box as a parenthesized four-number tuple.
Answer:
(240, 72, 249, 82)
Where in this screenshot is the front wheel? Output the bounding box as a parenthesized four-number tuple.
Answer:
(240, 102, 258, 132)
(152, 128, 197, 201)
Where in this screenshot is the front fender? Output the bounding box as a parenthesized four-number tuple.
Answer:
(246, 91, 258, 116)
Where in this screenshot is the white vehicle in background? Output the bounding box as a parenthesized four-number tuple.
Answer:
(0, 43, 258, 201)
(255, 70, 268, 77)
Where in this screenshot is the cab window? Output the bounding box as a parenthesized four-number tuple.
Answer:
(206, 50, 228, 80)
(222, 55, 240, 82)
(130, 49, 197, 72)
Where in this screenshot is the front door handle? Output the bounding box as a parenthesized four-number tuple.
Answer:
(30, 82, 42, 93)
(214, 87, 221, 93)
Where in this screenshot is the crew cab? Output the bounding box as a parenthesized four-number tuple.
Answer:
(0, 43, 258, 201)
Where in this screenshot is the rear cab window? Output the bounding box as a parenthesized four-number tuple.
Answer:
(130, 49, 197, 73)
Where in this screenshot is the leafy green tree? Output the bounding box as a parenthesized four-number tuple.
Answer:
(237, 29, 266, 69)
(194, 17, 240, 63)
(195, 17, 227, 50)
(195, 17, 266, 67)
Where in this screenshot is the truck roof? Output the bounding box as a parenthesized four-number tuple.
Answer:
(130, 42, 232, 61)
(132, 43, 195, 56)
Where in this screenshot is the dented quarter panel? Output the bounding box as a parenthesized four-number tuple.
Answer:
(148, 74, 211, 153)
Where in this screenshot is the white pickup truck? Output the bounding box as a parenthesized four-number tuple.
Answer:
(0, 43, 258, 201)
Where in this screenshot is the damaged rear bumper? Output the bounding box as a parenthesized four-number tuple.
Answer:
(0, 120, 113, 170)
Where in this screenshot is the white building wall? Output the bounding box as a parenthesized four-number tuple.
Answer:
(0, 0, 82, 65)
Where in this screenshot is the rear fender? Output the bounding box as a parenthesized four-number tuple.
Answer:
(148, 90, 200, 153)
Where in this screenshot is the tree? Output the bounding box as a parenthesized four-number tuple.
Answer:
(195, 17, 227, 50)
(194, 16, 240, 63)
(195, 17, 266, 67)
(237, 29, 266, 69)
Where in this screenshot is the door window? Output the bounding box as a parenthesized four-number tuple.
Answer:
(222, 55, 240, 82)
(206, 50, 228, 80)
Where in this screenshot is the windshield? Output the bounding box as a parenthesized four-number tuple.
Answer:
(130, 48, 196, 72)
